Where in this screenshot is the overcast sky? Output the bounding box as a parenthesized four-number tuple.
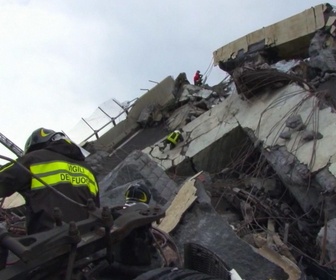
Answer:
(0, 0, 328, 161)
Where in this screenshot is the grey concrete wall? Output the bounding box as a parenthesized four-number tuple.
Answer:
(94, 76, 175, 151)
(95, 118, 139, 151)
(127, 75, 175, 121)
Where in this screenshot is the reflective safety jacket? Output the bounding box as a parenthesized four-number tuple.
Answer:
(166, 130, 184, 145)
(0, 140, 100, 234)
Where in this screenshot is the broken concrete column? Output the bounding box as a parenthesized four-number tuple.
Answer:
(261, 146, 319, 213)
(261, 146, 336, 221)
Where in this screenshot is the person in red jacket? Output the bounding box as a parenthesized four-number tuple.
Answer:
(193, 70, 203, 86)
(0, 128, 100, 234)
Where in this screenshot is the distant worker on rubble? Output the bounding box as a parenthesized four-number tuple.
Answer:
(159, 129, 184, 151)
(193, 70, 203, 86)
(0, 128, 100, 235)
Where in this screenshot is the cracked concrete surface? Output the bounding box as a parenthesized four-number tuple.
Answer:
(88, 5, 336, 277)
(144, 83, 336, 179)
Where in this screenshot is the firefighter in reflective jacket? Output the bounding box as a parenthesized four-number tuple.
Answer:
(0, 128, 100, 235)
(160, 129, 184, 151)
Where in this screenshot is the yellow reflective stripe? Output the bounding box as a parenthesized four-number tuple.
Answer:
(138, 194, 148, 203)
(167, 132, 178, 145)
(31, 174, 98, 195)
(125, 190, 147, 203)
(0, 162, 15, 172)
(30, 161, 98, 195)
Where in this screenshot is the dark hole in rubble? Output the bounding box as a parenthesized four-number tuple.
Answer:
(19, 236, 37, 247)
(170, 126, 249, 177)
(168, 126, 324, 272)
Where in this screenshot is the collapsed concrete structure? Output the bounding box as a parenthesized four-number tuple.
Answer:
(3, 2, 336, 280)
(87, 3, 336, 279)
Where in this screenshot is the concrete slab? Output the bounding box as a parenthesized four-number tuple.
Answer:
(213, 3, 330, 66)
(144, 82, 336, 176)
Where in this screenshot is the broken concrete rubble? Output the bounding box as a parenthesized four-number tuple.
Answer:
(2, 4, 336, 280)
(172, 72, 190, 99)
(285, 115, 304, 130)
(172, 200, 288, 280)
(317, 218, 336, 270)
(137, 104, 157, 128)
(136, 103, 167, 129)
(99, 150, 179, 208)
(100, 151, 178, 206)
(94, 142, 293, 278)
(127, 13, 336, 277)
(81, 24, 336, 280)
(165, 103, 206, 131)
(81, 4, 336, 279)
(4, 3, 336, 279)
(179, 85, 216, 101)
(309, 30, 336, 75)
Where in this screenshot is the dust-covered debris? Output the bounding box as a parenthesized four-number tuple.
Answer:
(99, 150, 179, 208)
(4, 3, 336, 280)
(71, 4, 336, 279)
(156, 174, 198, 233)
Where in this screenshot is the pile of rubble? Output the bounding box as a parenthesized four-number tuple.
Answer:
(87, 4, 336, 279)
(136, 72, 232, 131)
(3, 3, 336, 280)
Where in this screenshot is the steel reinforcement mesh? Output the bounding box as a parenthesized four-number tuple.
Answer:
(183, 242, 231, 280)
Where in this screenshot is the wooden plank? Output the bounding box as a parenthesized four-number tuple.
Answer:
(256, 246, 301, 280)
(156, 174, 199, 233)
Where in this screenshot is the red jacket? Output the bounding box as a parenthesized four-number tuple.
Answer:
(194, 72, 202, 84)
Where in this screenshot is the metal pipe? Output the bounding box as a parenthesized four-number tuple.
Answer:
(81, 118, 99, 139)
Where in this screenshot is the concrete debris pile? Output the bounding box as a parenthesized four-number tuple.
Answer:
(4, 2, 336, 280)
(99, 150, 179, 208)
(136, 103, 166, 129)
(92, 3, 336, 279)
(165, 75, 232, 131)
(136, 72, 232, 132)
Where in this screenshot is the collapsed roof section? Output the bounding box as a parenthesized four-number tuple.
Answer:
(213, 3, 336, 73)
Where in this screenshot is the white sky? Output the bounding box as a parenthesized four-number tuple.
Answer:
(0, 0, 328, 162)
